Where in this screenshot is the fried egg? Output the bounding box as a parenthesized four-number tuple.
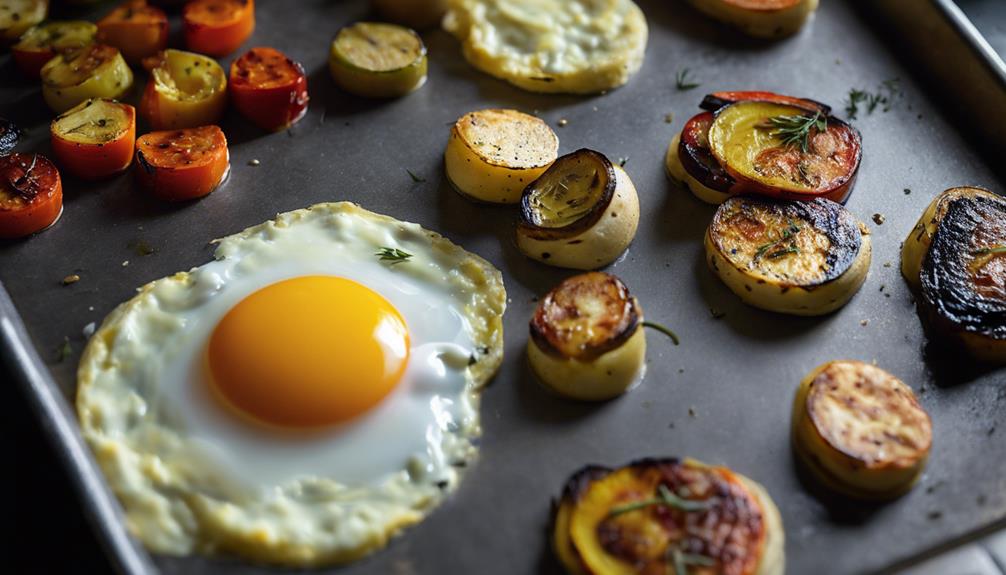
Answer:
(76, 203, 506, 566)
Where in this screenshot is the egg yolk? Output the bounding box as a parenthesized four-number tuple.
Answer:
(207, 276, 410, 429)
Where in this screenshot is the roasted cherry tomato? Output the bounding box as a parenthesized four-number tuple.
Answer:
(0, 0, 48, 42)
(51, 99, 136, 180)
(0, 118, 21, 155)
(229, 47, 308, 131)
(183, 0, 254, 57)
(135, 125, 229, 201)
(140, 49, 227, 130)
(96, 0, 169, 65)
(12, 20, 96, 78)
(41, 44, 134, 113)
(700, 91, 829, 115)
(0, 153, 62, 240)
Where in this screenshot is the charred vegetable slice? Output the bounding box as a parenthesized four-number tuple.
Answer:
(229, 47, 309, 131)
(705, 196, 871, 316)
(140, 49, 227, 130)
(0, 153, 63, 239)
(12, 20, 96, 78)
(183, 0, 255, 57)
(700, 90, 829, 114)
(96, 0, 169, 65)
(0, 118, 21, 155)
(918, 191, 1006, 363)
(553, 458, 784, 575)
(51, 98, 136, 180)
(528, 272, 645, 401)
(708, 100, 862, 203)
(329, 22, 427, 98)
(687, 0, 819, 39)
(41, 44, 134, 113)
(792, 360, 931, 500)
(371, 0, 447, 30)
(135, 125, 229, 201)
(667, 111, 738, 204)
(444, 108, 558, 204)
(0, 0, 47, 42)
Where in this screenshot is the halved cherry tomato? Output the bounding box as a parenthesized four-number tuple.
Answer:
(96, 0, 169, 65)
(40, 44, 134, 113)
(700, 91, 829, 115)
(140, 49, 227, 130)
(51, 99, 136, 180)
(183, 0, 254, 57)
(229, 47, 308, 131)
(0, 153, 62, 240)
(0, 0, 48, 42)
(12, 20, 96, 78)
(135, 125, 229, 201)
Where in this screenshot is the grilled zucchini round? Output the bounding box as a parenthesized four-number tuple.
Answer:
(705, 196, 871, 315)
(553, 458, 784, 575)
(444, 109, 558, 204)
(528, 272, 645, 401)
(792, 360, 932, 500)
(329, 22, 427, 98)
(687, 0, 819, 38)
(517, 149, 640, 270)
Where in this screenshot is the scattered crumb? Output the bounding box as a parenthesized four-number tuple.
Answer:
(668, 422, 676, 429)
(678, 368, 684, 374)
(557, 118, 569, 127)
(62, 274, 80, 286)
(989, 427, 996, 436)
(618, 157, 628, 167)
(688, 407, 696, 417)
(904, 188, 912, 195)
(883, 262, 892, 268)
(927, 510, 943, 521)
(55, 337, 72, 363)
(248, 159, 260, 166)
(82, 322, 96, 338)
(88, 306, 94, 311)
(709, 307, 726, 319)
(884, 293, 891, 298)
(132, 240, 155, 256)
(592, 106, 598, 112)
(872, 213, 885, 225)
(121, 260, 130, 267)
(879, 284, 886, 292)
(860, 319, 869, 326)
(664, 113, 674, 124)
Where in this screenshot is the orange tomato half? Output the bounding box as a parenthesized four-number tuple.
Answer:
(96, 0, 169, 65)
(229, 47, 309, 131)
(135, 125, 229, 201)
(0, 154, 63, 240)
(51, 99, 136, 180)
(183, 0, 255, 57)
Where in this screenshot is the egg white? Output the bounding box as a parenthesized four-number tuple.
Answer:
(76, 202, 506, 566)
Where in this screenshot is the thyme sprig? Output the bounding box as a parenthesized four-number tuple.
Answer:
(973, 246, 1006, 257)
(670, 548, 716, 575)
(642, 321, 680, 345)
(675, 68, 700, 91)
(759, 111, 827, 152)
(754, 222, 801, 260)
(375, 247, 413, 265)
(608, 484, 715, 517)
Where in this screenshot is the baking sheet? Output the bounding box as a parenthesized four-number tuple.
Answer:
(2, 0, 1005, 573)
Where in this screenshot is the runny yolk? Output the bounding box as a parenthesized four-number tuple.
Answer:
(207, 276, 410, 429)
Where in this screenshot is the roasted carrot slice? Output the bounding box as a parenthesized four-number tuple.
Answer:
(183, 0, 254, 57)
(135, 125, 229, 201)
(229, 47, 309, 131)
(96, 0, 169, 65)
(51, 99, 136, 180)
(0, 153, 63, 240)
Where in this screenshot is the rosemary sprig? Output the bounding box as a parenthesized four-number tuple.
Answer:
(973, 246, 1006, 257)
(759, 111, 826, 153)
(375, 247, 413, 265)
(670, 548, 716, 575)
(754, 222, 801, 260)
(608, 484, 714, 517)
(845, 79, 901, 120)
(765, 245, 800, 260)
(675, 68, 700, 91)
(642, 321, 680, 345)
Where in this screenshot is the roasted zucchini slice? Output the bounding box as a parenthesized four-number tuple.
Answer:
(708, 100, 861, 203)
(445, 109, 558, 204)
(552, 458, 784, 575)
(40, 44, 134, 113)
(329, 22, 427, 98)
(528, 272, 645, 401)
(792, 360, 932, 500)
(517, 149, 640, 270)
(914, 189, 1006, 363)
(687, 0, 819, 38)
(0, 0, 47, 42)
(705, 196, 871, 316)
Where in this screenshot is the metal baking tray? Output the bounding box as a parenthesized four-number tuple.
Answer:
(2, 1, 1005, 573)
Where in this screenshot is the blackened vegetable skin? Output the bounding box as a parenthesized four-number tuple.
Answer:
(0, 118, 20, 155)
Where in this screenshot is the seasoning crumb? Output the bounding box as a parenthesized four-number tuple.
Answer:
(709, 307, 726, 319)
(121, 260, 130, 267)
(927, 510, 943, 521)
(989, 426, 996, 436)
(557, 118, 569, 127)
(688, 407, 696, 417)
(406, 169, 426, 183)
(678, 368, 684, 374)
(62, 274, 80, 285)
(664, 113, 674, 124)
(592, 106, 598, 112)
(132, 240, 155, 256)
(904, 188, 912, 195)
(668, 422, 676, 429)
(872, 213, 885, 225)
(618, 157, 628, 167)
(56, 337, 72, 363)
(248, 159, 260, 166)
(879, 284, 885, 292)
(884, 293, 891, 298)
(883, 262, 892, 268)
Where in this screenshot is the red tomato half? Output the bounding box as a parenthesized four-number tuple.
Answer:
(229, 47, 309, 131)
(96, 0, 170, 65)
(700, 90, 830, 115)
(135, 125, 229, 201)
(0, 154, 63, 239)
(183, 0, 255, 57)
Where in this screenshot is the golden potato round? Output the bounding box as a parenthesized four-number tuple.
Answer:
(687, 0, 819, 38)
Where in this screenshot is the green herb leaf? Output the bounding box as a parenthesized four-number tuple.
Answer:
(608, 483, 714, 517)
(56, 337, 72, 363)
(406, 169, 426, 183)
(973, 246, 1006, 257)
(642, 321, 680, 345)
(758, 111, 826, 153)
(375, 247, 413, 265)
(675, 68, 700, 91)
(754, 223, 801, 260)
(670, 548, 717, 575)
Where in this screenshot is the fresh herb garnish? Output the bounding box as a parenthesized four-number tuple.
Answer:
(671, 548, 716, 575)
(618, 157, 629, 167)
(675, 68, 700, 91)
(375, 247, 413, 265)
(608, 484, 714, 517)
(754, 222, 801, 260)
(845, 79, 901, 120)
(759, 111, 827, 152)
(642, 321, 680, 345)
(765, 245, 800, 260)
(973, 246, 1006, 257)
(56, 337, 72, 363)
(406, 169, 425, 183)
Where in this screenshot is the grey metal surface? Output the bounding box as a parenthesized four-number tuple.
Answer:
(2, 1, 1005, 574)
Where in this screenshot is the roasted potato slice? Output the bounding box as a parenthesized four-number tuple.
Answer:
(705, 196, 871, 315)
(517, 149, 640, 270)
(528, 272, 645, 401)
(445, 109, 558, 204)
(915, 189, 1006, 363)
(553, 458, 784, 575)
(12, 20, 96, 78)
(687, 0, 819, 38)
(0, 0, 47, 42)
(329, 22, 427, 98)
(792, 360, 932, 500)
(41, 44, 134, 113)
(51, 98, 136, 180)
